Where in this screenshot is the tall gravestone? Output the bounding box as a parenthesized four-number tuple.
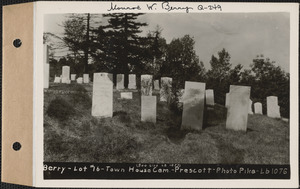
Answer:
(248, 99, 253, 114)
(160, 77, 172, 102)
(92, 73, 113, 117)
(62, 66, 70, 83)
(141, 75, 153, 96)
(141, 96, 156, 123)
(83, 74, 89, 84)
(128, 74, 136, 89)
(44, 44, 49, 88)
(267, 96, 281, 118)
(226, 85, 250, 131)
(154, 80, 160, 90)
(181, 81, 206, 131)
(116, 74, 125, 90)
(225, 93, 230, 108)
(205, 89, 214, 106)
(71, 74, 76, 81)
(254, 102, 263, 115)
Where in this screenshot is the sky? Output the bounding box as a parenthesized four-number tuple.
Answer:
(44, 12, 290, 72)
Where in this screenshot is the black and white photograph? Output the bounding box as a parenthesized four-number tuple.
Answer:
(42, 8, 292, 180)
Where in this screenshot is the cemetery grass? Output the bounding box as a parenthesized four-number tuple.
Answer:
(44, 83, 289, 164)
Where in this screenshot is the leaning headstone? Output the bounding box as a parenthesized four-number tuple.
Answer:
(254, 102, 263, 115)
(205, 89, 214, 106)
(248, 99, 253, 114)
(83, 74, 89, 84)
(62, 66, 70, 83)
(116, 74, 125, 90)
(71, 74, 76, 81)
(128, 74, 137, 89)
(225, 93, 230, 108)
(267, 96, 281, 118)
(141, 96, 156, 123)
(154, 80, 160, 90)
(76, 77, 83, 84)
(54, 76, 61, 83)
(226, 85, 250, 132)
(121, 92, 133, 99)
(160, 77, 172, 102)
(92, 73, 113, 117)
(43, 44, 50, 88)
(181, 81, 206, 131)
(141, 75, 153, 96)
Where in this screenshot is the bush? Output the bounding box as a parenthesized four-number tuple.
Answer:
(47, 97, 75, 121)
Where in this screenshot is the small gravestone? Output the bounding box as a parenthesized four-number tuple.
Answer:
(92, 73, 113, 117)
(181, 81, 206, 131)
(54, 76, 60, 83)
(254, 102, 263, 115)
(225, 93, 230, 108)
(121, 92, 133, 99)
(71, 74, 76, 81)
(44, 44, 50, 88)
(154, 80, 160, 90)
(141, 96, 156, 123)
(248, 99, 253, 114)
(116, 74, 125, 90)
(160, 77, 172, 102)
(141, 75, 153, 96)
(205, 89, 214, 106)
(267, 96, 281, 118)
(128, 74, 136, 89)
(76, 77, 83, 84)
(177, 89, 184, 103)
(83, 74, 89, 84)
(62, 66, 70, 83)
(226, 85, 250, 132)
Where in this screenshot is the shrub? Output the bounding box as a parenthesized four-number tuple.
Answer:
(47, 97, 75, 121)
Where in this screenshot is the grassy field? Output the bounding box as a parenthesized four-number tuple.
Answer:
(44, 83, 289, 164)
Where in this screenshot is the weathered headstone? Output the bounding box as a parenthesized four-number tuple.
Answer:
(225, 93, 230, 108)
(76, 77, 83, 84)
(154, 80, 160, 90)
(177, 89, 184, 103)
(205, 89, 214, 106)
(92, 73, 113, 117)
(267, 96, 281, 118)
(121, 92, 133, 99)
(128, 74, 137, 89)
(254, 102, 263, 115)
(44, 44, 50, 88)
(62, 66, 70, 83)
(141, 96, 156, 123)
(83, 74, 89, 84)
(116, 74, 125, 90)
(141, 75, 153, 96)
(226, 85, 250, 131)
(71, 74, 76, 81)
(160, 77, 172, 102)
(181, 81, 206, 131)
(54, 76, 60, 83)
(248, 99, 253, 114)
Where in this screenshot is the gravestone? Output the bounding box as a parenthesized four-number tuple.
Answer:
(76, 77, 83, 84)
(128, 74, 137, 89)
(62, 66, 70, 83)
(267, 96, 281, 118)
(83, 74, 89, 84)
(226, 85, 250, 132)
(141, 96, 156, 123)
(160, 77, 172, 102)
(54, 76, 60, 83)
(71, 74, 76, 81)
(248, 99, 253, 114)
(177, 89, 184, 103)
(205, 89, 214, 106)
(116, 74, 125, 90)
(141, 75, 153, 96)
(225, 93, 230, 108)
(181, 81, 206, 131)
(92, 73, 113, 117)
(254, 102, 263, 115)
(121, 92, 133, 99)
(154, 80, 160, 90)
(43, 44, 49, 88)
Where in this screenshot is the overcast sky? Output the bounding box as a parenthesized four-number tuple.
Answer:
(44, 12, 290, 72)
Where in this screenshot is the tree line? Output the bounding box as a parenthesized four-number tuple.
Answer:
(44, 13, 290, 118)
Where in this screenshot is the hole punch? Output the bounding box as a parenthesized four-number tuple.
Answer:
(12, 142, 21, 151)
(13, 39, 22, 48)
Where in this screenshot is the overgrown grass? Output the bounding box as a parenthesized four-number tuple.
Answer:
(44, 83, 289, 164)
